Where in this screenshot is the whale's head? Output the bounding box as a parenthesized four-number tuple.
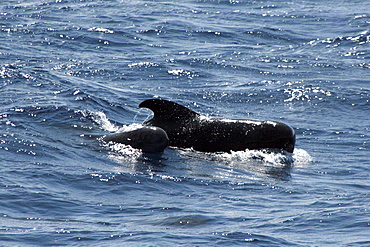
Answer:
(103, 126, 169, 153)
(261, 121, 296, 153)
(277, 123, 295, 153)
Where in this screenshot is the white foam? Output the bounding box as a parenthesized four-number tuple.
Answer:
(79, 110, 148, 133)
(105, 142, 143, 171)
(87, 27, 114, 33)
(91, 111, 120, 132)
(176, 147, 313, 181)
(292, 148, 313, 167)
(219, 148, 312, 167)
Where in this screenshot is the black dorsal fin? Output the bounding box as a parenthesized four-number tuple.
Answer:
(139, 99, 199, 123)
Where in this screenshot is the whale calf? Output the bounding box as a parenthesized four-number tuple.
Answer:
(103, 126, 169, 153)
(139, 99, 295, 153)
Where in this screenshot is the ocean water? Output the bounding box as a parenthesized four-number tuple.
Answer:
(1, 0, 369, 246)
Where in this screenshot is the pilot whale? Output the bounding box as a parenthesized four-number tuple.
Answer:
(139, 99, 295, 153)
(103, 126, 169, 153)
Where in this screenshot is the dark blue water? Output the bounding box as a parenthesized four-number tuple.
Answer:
(1, 0, 369, 246)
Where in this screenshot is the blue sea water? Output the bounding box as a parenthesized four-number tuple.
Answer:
(1, 0, 370, 246)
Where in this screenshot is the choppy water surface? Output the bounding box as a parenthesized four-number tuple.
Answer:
(1, 0, 369, 246)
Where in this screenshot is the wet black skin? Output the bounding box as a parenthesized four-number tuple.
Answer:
(103, 126, 169, 154)
(139, 99, 295, 153)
